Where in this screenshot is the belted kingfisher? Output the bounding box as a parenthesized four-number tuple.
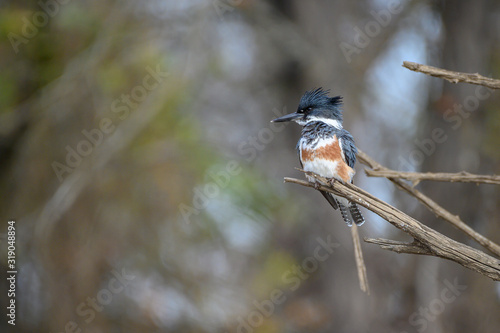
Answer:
(272, 88, 364, 226)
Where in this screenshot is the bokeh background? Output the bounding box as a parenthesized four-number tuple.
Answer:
(1, 0, 500, 332)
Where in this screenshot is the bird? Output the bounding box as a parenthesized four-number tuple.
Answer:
(271, 88, 364, 226)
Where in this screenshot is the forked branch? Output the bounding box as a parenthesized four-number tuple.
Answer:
(357, 150, 500, 258)
(284, 174, 500, 281)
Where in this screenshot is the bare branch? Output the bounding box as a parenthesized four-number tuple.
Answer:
(351, 224, 369, 294)
(403, 61, 500, 89)
(284, 175, 500, 281)
(357, 150, 500, 258)
(364, 238, 432, 255)
(365, 169, 500, 186)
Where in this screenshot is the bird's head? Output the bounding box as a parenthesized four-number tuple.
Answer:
(271, 88, 343, 129)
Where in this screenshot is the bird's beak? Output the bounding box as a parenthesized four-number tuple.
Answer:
(271, 112, 302, 123)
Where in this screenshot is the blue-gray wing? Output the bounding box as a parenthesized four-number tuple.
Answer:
(338, 129, 357, 168)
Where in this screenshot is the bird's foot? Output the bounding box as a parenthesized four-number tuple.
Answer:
(329, 178, 346, 186)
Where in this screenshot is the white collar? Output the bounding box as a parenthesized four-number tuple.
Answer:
(303, 117, 343, 129)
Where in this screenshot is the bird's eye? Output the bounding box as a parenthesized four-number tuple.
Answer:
(306, 107, 312, 112)
(298, 109, 304, 114)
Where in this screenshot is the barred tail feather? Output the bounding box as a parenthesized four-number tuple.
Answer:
(337, 201, 352, 226)
(349, 203, 365, 226)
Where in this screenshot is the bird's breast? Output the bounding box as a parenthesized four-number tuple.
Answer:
(299, 136, 354, 183)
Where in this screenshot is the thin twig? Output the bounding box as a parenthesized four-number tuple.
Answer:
(284, 175, 500, 281)
(365, 169, 500, 186)
(351, 224, 370, 294)
(357, 150, 500, 258)
(403, 61, 500, 89)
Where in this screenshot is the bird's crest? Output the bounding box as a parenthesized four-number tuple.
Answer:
(298, 87, 343, 111)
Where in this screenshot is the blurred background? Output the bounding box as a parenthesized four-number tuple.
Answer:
(1, 0, 499, 332)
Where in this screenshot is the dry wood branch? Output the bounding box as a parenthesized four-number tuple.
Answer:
(364, 238, 432, 255)
(365, 169, 500, 186)
(403, 61, 500, 89)
(357, 150, 500, 258)
(284, 175, 500, 281)
(351, 224, 369, 294)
